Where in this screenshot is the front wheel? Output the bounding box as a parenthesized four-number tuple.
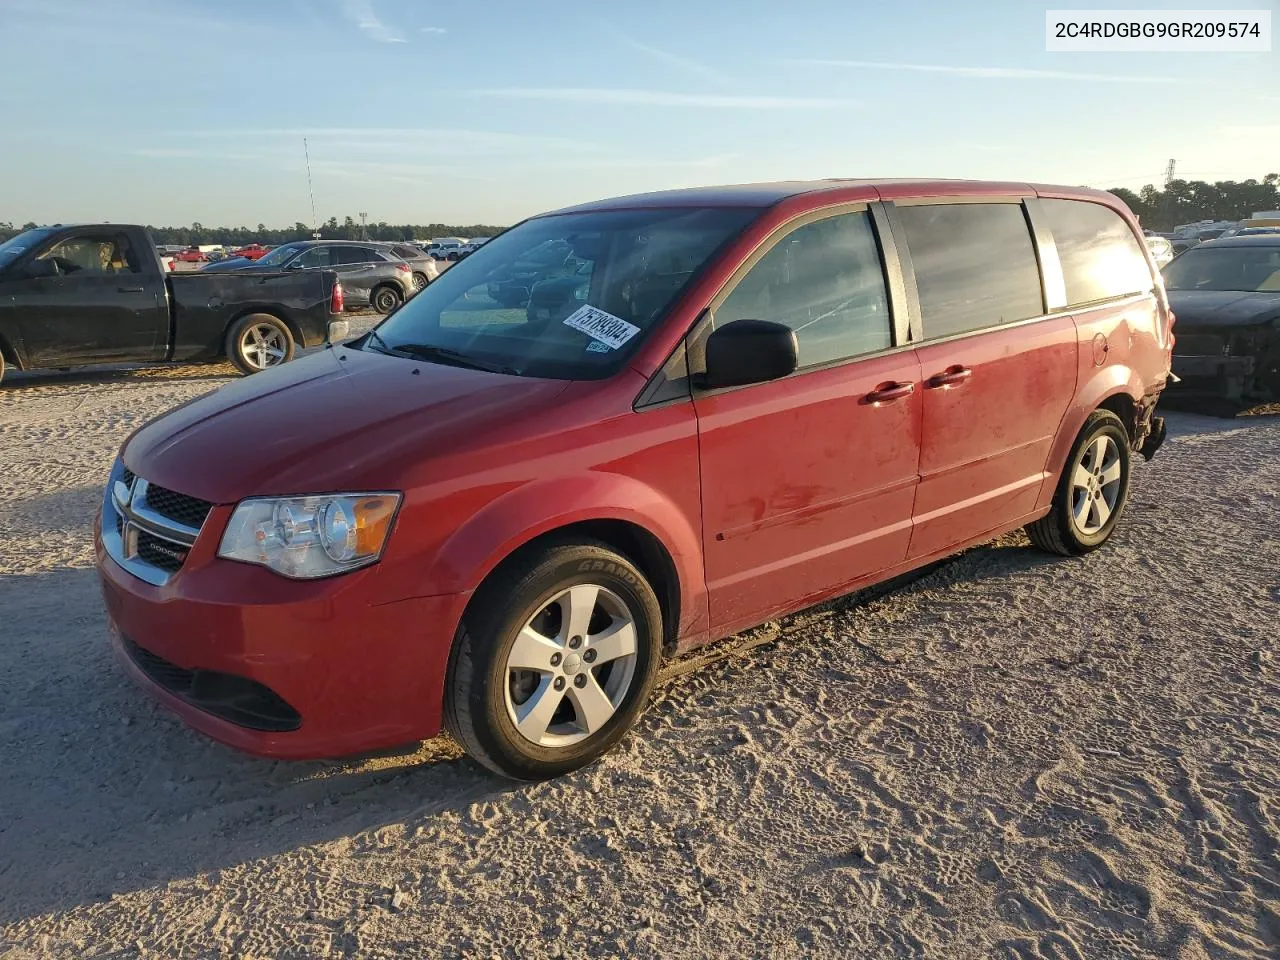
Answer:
(444, 540, 663, 781)
(225, 313, 295, 375)
(1025, 409, 1132, 555)
(372, 285, 402, 315)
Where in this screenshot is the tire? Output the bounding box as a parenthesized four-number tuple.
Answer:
(411, 271, 429, 291)
(1025, 409, 1132, 556)
(0, 349, 6, 387)
(372, 284, 402, 315)
(444, 539, 664, 781)
(224, 313, 296, 376)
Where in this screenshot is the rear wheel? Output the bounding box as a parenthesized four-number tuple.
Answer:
(225, 313, 295, 375)
(411, 271, 429, 291)
(372, 285, 402, 315)
(1026, 409, 1131, 555)
(444, 540, 663, 781)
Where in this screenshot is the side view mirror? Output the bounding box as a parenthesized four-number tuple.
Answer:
(24, 258, 61, 279)
(700, 318, 798, 390)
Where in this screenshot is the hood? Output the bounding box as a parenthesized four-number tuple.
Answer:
(1167, 289, 1280, 328)
(123, 347, 573, 503)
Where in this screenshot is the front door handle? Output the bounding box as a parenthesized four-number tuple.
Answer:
(118, 285, 145, 293)
(926, 365, 973, 388)
(865, 381, 916, 404)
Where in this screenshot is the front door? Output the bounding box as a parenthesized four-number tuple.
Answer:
(891, 200, 1078, 558)
(693, 207, 923, 631)
(13, 231, 166, 365)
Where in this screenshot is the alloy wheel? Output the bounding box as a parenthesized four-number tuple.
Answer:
(238, 324, 287, 371)
(1070, 434, 1123, 535)
(503, 584, 639, 748)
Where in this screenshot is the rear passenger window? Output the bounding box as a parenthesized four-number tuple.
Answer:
(333, 246, 378, 265)
(715, 211, 892, 368)
(1041, 199, 1153, 306)
(897, 203, 1044, 339)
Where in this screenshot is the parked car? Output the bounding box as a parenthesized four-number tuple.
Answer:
(230, 243, 271, 261)
(200, 240, 416, 314)
(0, 224, 345, 383)
(96, 179, 1171, 780)
(425, 237, 467, 260)
(458, 237, 493, 259)
(374, 241, 439, 290)
(1163, 234, 1280, 408)
(173, 246, 207, 264)
(1145, 235, 1174, 268)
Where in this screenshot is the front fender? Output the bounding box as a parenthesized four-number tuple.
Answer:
(423, 472, 709, 639)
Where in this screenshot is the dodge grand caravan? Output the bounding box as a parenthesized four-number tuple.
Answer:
(96, 179, 1172, 780)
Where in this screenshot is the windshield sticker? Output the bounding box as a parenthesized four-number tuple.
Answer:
(585, 340, 612, 353)
(563, 305, 640, 350)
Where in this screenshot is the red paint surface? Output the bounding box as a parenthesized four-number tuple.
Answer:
(99, 179, 1172, 758)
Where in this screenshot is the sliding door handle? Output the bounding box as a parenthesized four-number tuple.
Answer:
(926, 366, 973, 388)
(865, 381, 915, 404)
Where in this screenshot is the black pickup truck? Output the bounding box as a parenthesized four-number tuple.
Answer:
(0, 223, 347, 385)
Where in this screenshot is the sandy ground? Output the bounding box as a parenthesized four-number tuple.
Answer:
(0, 352, 1277, 959)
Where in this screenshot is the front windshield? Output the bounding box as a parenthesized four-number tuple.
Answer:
(0, 227, 57, 268)
(367, 206, 757, 379)
(253, 242, 306, 267)
(1163, 245, 1280, 292)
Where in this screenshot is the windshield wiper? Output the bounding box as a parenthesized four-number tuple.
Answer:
(385, 342, 520, 376)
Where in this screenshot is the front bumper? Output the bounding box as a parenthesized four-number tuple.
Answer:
(95, 511, 466, 760)
(1170, 353, 1255, 402)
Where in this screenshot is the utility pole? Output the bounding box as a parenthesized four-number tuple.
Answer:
(359, 212, 368, 240)
(304, 138, 321, 239)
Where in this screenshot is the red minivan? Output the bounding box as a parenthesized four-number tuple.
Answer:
(96, 180, 1173, 779)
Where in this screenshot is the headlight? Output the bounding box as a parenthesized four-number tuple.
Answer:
(217, 493, 401, 579)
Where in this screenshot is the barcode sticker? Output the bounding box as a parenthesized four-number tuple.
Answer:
(562, 305, 640, 350)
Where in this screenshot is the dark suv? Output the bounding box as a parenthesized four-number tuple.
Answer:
(203, 240, 416, 314)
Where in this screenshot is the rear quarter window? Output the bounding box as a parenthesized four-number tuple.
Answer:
(1042, 199, 1153, 306)
(896, 202, 1045, 339)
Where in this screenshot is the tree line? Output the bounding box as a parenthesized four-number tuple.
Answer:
(0, 217, 508, 246)
(4, 174, 1280, 245)
(1107, 174, 1279, 231)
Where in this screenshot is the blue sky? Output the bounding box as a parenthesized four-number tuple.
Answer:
(1, 0, 1276, 227)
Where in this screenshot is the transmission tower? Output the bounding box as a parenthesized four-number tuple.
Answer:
(1164, 159, 1176, 186)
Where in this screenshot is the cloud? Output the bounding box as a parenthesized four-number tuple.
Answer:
(131, 148, 199, 159)
(339, 0, 405, 43)
(603, 26, 731, 87)
(780, 58, 1180, 84)
(163, 127, 600, 154)
(473, 88, 852, 109)
(420, 26, 446, 34)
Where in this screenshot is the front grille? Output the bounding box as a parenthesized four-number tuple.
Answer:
(122, 635, 302, 733)
(125, 635, 196, 694)
(144, 484, 213, 530)
(1175, 333, 1224, 356)
(135, 529, 188, 572)
(103, 462, 208, 587)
